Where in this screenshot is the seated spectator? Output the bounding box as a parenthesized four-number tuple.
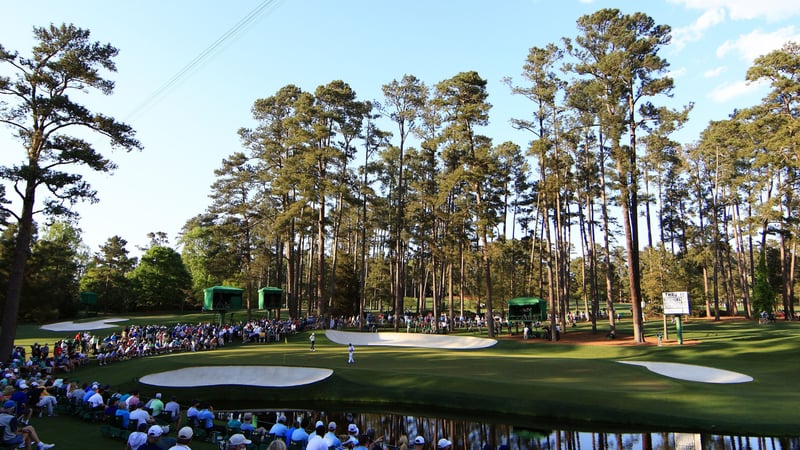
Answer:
(163, 396, 181, 426)
(139, 425, 165, 450)
(0, 400, 55, 450)
(126, 422, 148, 450)
(172, 426, 194, 449)
(115, 401, 131, 429)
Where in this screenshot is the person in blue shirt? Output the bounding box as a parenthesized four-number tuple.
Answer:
(115, 401, 131, 429)
(196, 403, 215, 435)
(268, 414, 288, 440)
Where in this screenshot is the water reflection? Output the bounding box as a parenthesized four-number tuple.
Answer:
(218, 409, 799, 450)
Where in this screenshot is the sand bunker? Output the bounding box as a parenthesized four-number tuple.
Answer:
(140, 366, 333, 388)
(618, 361, 753, 384)
(325, 330, 497, 349)
(41, 317, 129, 332)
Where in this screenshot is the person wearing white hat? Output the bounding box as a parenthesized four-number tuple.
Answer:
(227, 433, 252, 449)
(437, 438, 452, 449)
(139, 425, 164, 450)
(413, 436, 425, 449)
(168, 426, 193, 450)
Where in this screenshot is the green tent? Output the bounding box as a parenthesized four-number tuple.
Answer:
(203, 286, 244, 311)
(258, 287, 283, 310)
(507, 297, 547, 322)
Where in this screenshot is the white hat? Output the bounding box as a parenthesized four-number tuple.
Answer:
(315, 420, 324, 428)
(178, 426, 194, 440)
(155, 393, 161, 399)
(347, 424, 359, 434)
(229, 434, 252, 446)
(437, 438, 452, 449)
(18, 382, 28, 389)
(414, 436, 425, 445)
(148, 425, 163, 437)
(328, 421, 337, 430)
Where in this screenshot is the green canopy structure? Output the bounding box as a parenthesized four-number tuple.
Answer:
(507, 297, 547, 322)
(258, 287, 283, 310)
(203, 286, 244, 311)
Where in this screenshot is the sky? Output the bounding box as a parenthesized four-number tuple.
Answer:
(2, 0, 799, 257)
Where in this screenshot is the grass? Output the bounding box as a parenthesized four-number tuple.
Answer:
(11, 313, 800, 449)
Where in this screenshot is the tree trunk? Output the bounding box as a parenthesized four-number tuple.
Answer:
(0, 181, 36, 360)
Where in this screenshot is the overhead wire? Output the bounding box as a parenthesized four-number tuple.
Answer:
(126, 0, 281, 121)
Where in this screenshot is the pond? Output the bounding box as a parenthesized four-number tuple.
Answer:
(212, 409, 800, 450)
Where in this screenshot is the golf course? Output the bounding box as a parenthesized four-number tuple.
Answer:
(10, 312, 800, 448)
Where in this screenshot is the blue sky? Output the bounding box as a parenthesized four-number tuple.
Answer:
(2, 0, 799, 256)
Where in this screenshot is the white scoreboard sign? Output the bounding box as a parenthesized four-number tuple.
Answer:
(662, 291, 690, 315)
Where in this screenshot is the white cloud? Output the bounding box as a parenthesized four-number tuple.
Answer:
(668, 67, 688, 78)
(672, 7, 726, 49)
(669, 0, 800, 22)
(703, 66, 727, 78)
(708, 79, 765, 103)
(716, 26, 800, 62)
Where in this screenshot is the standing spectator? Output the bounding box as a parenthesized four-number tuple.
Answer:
(309, 333, 316, 352)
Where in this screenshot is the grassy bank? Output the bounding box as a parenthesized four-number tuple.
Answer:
(12, 313, 800, 448)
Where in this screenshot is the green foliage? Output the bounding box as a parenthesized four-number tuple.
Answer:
(752, 251, 776, 314)
(0, 222, 82, 323)
(80, 236, 137, 313)
(130, 245, 192, 311)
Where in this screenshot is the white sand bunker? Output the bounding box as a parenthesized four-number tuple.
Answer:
(619, 361, 753, 384)
(326, 330, 497, 349)
(41, 317, 129, 332)
(140, 366, 333, 388)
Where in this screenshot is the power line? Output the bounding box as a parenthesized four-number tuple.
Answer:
(126, 0, 281, 121)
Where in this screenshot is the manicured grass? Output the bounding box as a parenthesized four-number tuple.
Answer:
(13, 313, 800, 448)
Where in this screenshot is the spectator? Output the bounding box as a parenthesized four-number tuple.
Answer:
(126, 422, 148, 450)
(268, 414, 288, 440)
(168, 426, 194, 450)
(163, 396, 181, 426)
(0, 400, 54, 450)
(139, 425, 165, 450)
(146, 392, 164, 418)
(227, 433, 252, 450)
